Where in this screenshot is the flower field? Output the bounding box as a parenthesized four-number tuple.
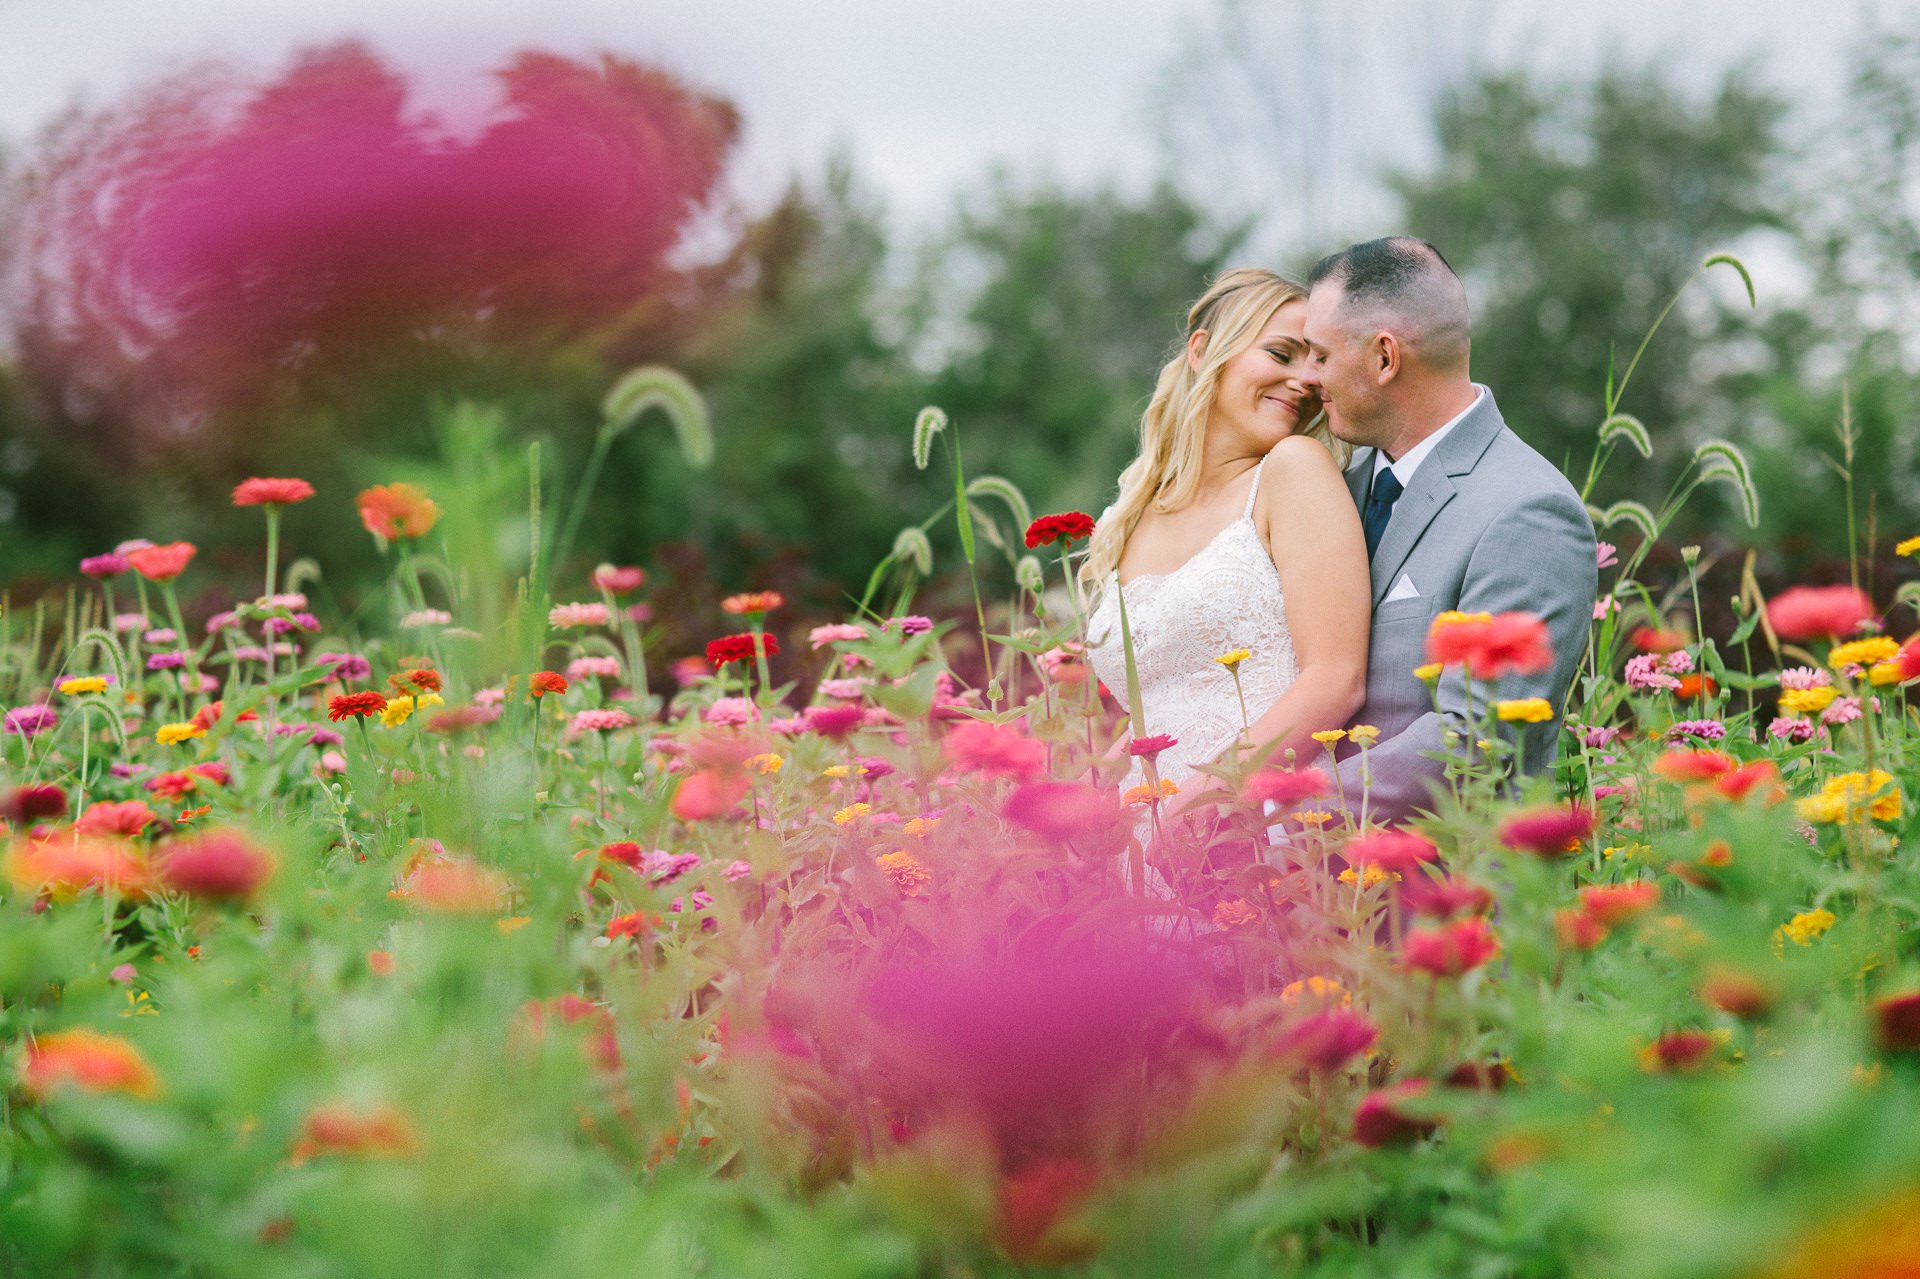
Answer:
(4, 465, 1920, 1279)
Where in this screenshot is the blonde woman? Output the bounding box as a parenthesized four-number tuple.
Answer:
(1084, 267, 1369, 810)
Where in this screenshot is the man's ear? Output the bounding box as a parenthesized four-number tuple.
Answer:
(1372, 331, 1401, 386)
(1186, 329, 1208, 374)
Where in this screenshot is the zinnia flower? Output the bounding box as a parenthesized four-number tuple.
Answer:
(1666, 718, 1727, 742)
(1002, 782, 1121, 843)
(1402, 916, 1500, 977)
(1495, 698, 1554, 723)
(1874, 991, 1920, 1053)
(944, 718, 1048, 780)
(1023, 511, 1096, 549)
(875, 851, 932, 896)
(528, 671, 569, 698)
(157, 830, 275, 900)
(706, 632, 778, 669)
(1242, 767, 1330, 809)
(154, 721, 205, 745)
(1352, 1079, 1438, 1147)
(567, 709, 637, 737)
(1427, 611, 1553, 678)
(1766, 584, 1875, 641)
(80, 553, 131, 578)
(592, 564, 646, 594)
(1126, 733, 1177, 759)
(290, 1103, 420, 1162)
(809, 623, 868, 648)
(327, 690, 389, 721)
(1577, 880, 1659, 926)
(1343, 830, 1440, 873)
(23, 1028, 161, 1100)
(58, 676, 109, 696)
(356, 483, 440, 541)
(1498, 804, 1596, 856)
(802, 703, 865, 738)
(232, 476, 315, 507)
(125, 541, 197, 582)
(548, 602, 612, 628)
(1, 784, 68, 823)
(5, 836, 151, 898)
(3, 704, 58, 738)
(721, 591, 785, 615)
(1273, 1009, 1377, 1072)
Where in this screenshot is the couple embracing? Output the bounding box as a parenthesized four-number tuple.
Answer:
(1083, 237, 1598, 829)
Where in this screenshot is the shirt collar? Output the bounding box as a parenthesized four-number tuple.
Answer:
(1372, 384, 1487, 486)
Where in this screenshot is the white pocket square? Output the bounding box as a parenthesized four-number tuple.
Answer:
(1385, 573, 1421, 602)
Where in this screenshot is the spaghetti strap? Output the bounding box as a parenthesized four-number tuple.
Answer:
(1241, 456, 1267, 518)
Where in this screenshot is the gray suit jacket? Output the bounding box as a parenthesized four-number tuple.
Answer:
(1335, 391, 1597, 823)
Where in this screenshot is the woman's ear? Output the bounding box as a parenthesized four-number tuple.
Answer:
(1186, 329, 1208, 374)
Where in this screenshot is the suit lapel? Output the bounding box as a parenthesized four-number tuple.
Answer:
(1367, 394, 1507, 603)
(1344, 448, 1374, 513)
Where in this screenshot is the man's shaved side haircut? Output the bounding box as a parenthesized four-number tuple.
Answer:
(1308, 236, 1471, 372)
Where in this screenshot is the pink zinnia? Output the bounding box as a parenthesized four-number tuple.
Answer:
(886, 615, 934, 636)
(1767, 717, 1816, 743)
(1242, 766, 1331, 809)
(1343, 830, 1440, 874)
(1497, 804, 1597, 856)
(1666, 719, 1727, 743)
(817, 678, 869, 700)
(1821, 696, 1864, 726)
(1623, 653, 1680, 692)
(1002, 781, 1122, 843)
(1402, 916, 1500, 977)
(809, 623, 868, 649)
(565, 656, 622, 680)
(1399, 875, 1493, 919)
(548, 602, 612, 628)
(232, 476, 315, 507)
(703, 697, 757, 727)
(3, 704, 58, 738)
(943, 719, 1048, 780)
(567, 709, 637, 737)
(803, 703, 865, 739)
(1766, 585, 1876, 641)
(80, 553, 131, 578)
(1273, 1009, 1378, 1072)
(157, 830, 276, 900)
(592, 564, 646, 594)
(1126, 733, 1177, 759)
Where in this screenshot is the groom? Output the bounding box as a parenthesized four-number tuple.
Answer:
(1300, 237, 1597, 824)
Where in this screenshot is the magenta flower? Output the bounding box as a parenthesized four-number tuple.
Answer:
(1666, 719, 1727, 743)
(3, 704, 58, 738)
(885, 615, 935, 636)
(80, 553, 131, 578)
(1126, 734, 1178, 759)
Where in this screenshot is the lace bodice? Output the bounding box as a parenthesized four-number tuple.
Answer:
(1086, 456, 1298, 787)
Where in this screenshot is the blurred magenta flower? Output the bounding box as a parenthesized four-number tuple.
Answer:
(3, 44, 738, 438)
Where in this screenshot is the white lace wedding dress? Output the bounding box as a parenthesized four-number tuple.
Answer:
(1087, 455, 1299, 790)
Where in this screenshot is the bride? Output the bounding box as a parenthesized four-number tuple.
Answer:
(1084, 267, 1369, 812)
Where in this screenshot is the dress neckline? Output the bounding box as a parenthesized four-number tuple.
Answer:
(1113, 456, 1267, 590)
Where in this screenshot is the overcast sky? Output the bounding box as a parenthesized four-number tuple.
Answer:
(0, 0, 1907, 242)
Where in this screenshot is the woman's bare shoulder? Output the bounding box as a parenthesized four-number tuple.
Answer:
(1260, 435, 1349, 493)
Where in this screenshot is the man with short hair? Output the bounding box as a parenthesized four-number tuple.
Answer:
(1300, 236, 1597, 823)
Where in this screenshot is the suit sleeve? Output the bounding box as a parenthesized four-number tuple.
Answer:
(1336, 483, 1597, 823)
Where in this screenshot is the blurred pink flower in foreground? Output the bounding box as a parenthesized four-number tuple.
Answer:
(3, 43, 738, 441)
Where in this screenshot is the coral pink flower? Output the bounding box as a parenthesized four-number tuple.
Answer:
(23, 1028, 161, 1100)
(75, 799, 160, 838)
(1003, 782, 1122, 844)
(157, 830, 276, 900)
(1343, 830, 1440, 874)
(1497, 804, 1596, 856)
(1652, 749, 1735, 782)
(1241, 767, 1330, 810)
(290, 1103, 419, 1162)
(4, 838, 152, 899)
(1402, 916, 1499, 977)
(1578, 880, 1660, 927)
(944, 719, 1049, 781)
(1555, 908, 1609, 951)
(547, 602, 611, 628)
(231, 476, 315, 507)
(397, 858, 510, 912)
(1426, 611, 1552, 678)
(1352, 1079, 1438, 1147)
(592, 564, 646, 594)
(356, 484, 439, 541)
(809, 623, 868, 649)
(1767, 585, 1876, 641)
(566, 708, 636, 737)
(670, 769, 749, 821)
(125, 541, 196, 582)
(721, 591, 785, 615)
(1273, 1009, 1378, 1072)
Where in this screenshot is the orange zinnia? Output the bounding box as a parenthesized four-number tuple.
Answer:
(23, 1027, 161, 1099)
(125, 541, 197, 582)
(355, 483, 439, 541)
(720, 591, 785, 615)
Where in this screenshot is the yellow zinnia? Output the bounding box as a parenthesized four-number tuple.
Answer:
(380, 695, 418, 728)
(1829, 637, 1899, 669)
(746, 752, 784, 775)
(1348, 724, 1381, 744)
(1496, 698, 1554, 723)
(59, 676, 109, 696)
(1279, 975, 1350, 1007)
(903, 816, 941, 837)
(1779, 686, 1839, 715)
(154, 722, 204, 745)
(1412, 662, 1443, 682)
(1868, 660, 1904, 687)
(1311, 729, 1347, 745)
(1215, 648, 1251, 669)
(1775, 908, 1837, 947)
(875, 851, 931, 896)
(1123, 779, 1179, 807)
(832, 802, 871, 826)
(1896, 535, 1920, 557)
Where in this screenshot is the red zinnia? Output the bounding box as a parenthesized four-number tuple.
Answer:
(1426, 611, 1553, 679)
(1398, 875, 1493, 919)
(125, 541, 197, 583)
(1873, 991, 1920, 1053)
(232, 477, 315, 508)
(391, 667, 442, 694)
(1554, 908, 1609, 951)
(356, 483, 439, 541)
(1630, 626, 1691, 654)
(328, 690, 389, 721)
(1645, 1030, 1716, 1072)
(1402, 916, 1499, 977)
(1024, 511, 1096, 549)
(1273, 1009, 1378, 1073)
(1126, 733, 1177, 759)
(1674, 673, 1717, 700)
(1352, 1079, 1438, 1148)
(1714, 760, 1782, 803)
(1897, 637, 1920, 683)
(706, 632, 778, 670)
(1766, 584, 1876, 642)
(528, 671, 569, 698)
(2, 784, 68, 823)
(1497, 804, 1596, 856)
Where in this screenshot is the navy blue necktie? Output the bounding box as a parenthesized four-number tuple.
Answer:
(1363, 467, 1403, 558)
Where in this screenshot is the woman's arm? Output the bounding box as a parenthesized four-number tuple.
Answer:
(1171, 435, 1370, 810)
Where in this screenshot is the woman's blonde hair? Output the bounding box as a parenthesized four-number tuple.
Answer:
(1080, 267, 1344, 589)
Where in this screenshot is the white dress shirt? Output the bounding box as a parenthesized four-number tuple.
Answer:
(1370, 384, 1488, 488)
